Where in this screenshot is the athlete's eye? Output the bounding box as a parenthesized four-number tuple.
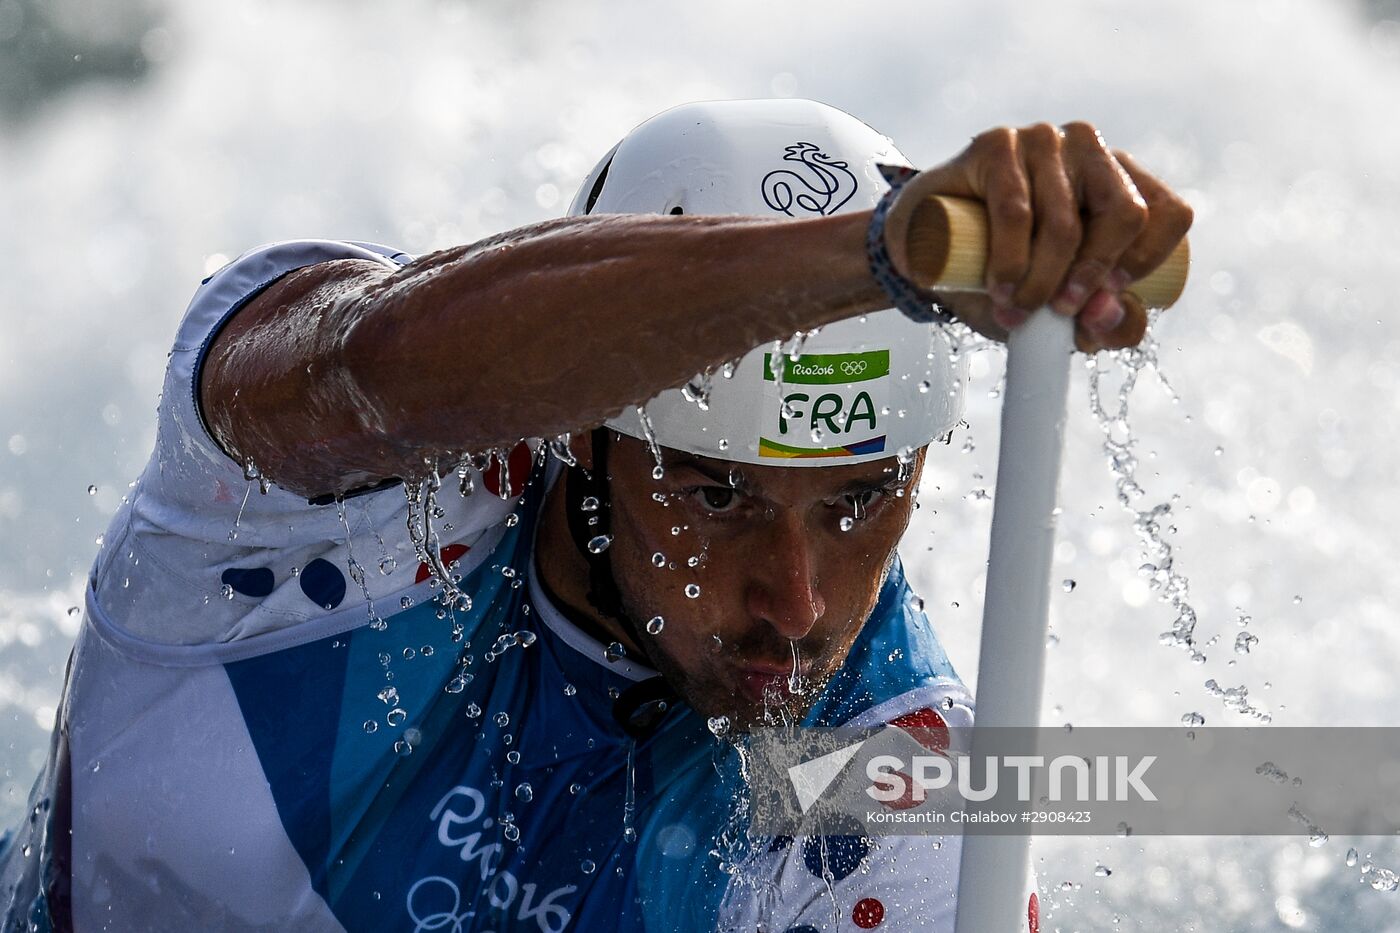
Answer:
(689, 486, 742, 514)
(845, 489, 883, 513)
(825, 485, 893, 521)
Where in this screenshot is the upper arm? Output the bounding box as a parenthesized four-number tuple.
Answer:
(199, 257, 398, 499)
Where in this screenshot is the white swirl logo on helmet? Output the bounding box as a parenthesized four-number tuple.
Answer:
(759, 350, 891, 460)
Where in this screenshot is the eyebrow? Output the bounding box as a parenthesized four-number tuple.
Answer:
(664, 455, 751, 491)
(662, 454, 910, 499)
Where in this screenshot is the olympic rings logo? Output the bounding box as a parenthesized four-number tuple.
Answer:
(407, 877, 472, 933)
(839, 360, 868, 376)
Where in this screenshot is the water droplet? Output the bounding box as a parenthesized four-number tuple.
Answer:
(386, 707, 407, 727)
(563, 683, 577, 697)
(941, 696, 955, 711)
(66, 606, 80, 619)
(421, 645, 434, 657)
(377, 686, 399, 705)
(651, 552, 666, 568)
(517, 630, 537, 647)
(503, 823, 521, 842)
(220, 584, 235, 600)
(494, 711, 510, 727)
(515, 782, 534, 802)
(707, 716, 730, 737)
(465, 703, 481, 718)
(1234, 632, 1258, 655)
(1094, 864, 1112, 877)
(403, 647, 416, 660)
(94, 533, 104, 547)
(718, 438, 729, 451)
(684, 584, 701, 599)
(1181, 712, 1206, 727)
(652, 465, 665, 481)
(580, 858, 596, 874)
(1309, 830, 1329, 848)
(917, 380, 930, 393)
(587, 534, 613, 554)
(580, 496, 600, 512)
(87, 485, 97, 495)
(1346, 848, 1359, 867)
(1062, 579, 1077, 593)
(839, 516, 855, 532)
(646, 616, 665, 635)
(1214, 446, 1223, 456)
(604, 642, 627, 663)
(569, 782, 584, 795)
(400, 596, 414, 609)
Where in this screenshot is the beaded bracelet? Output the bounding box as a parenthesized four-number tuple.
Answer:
(866, 164, 953, 325)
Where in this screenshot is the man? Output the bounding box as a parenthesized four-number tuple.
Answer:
(1, 99, 1190, 931)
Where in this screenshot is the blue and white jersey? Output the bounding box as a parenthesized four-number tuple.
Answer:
(0, 242, 1038, 932)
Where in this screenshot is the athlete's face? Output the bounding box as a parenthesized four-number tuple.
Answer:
(601, 435, 925, 732)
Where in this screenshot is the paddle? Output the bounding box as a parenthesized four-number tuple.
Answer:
(907, 196, 1189, 931)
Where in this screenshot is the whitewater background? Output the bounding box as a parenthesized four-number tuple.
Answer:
(2, 0, 1398, 928)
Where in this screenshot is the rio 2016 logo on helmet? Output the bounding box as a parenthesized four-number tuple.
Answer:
(567, 98, 966, 467)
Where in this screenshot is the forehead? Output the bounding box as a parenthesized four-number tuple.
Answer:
(611, 434, 921, 499)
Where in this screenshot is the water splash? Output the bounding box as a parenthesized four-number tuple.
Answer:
(228, 480, 253, 542)
(787, 640, 804, 695)
(621, 739, 638, 843)
(1086, 333, 1206, 666)
(337, 499, 384, 630)
(634, 406, 665, 479)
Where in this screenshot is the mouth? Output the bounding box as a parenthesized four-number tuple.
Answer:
(734, 661, 813, 705)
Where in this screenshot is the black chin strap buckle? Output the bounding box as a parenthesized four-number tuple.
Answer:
(612, 676, 681, 740)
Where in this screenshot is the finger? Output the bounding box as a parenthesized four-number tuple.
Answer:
(1074, 290, 1147, 353)
(1109, 149, 1195, 283)
(1010, 123, 1082, 314)
(966, 129, 1034, 309)
(1057, 123, 1148, 314)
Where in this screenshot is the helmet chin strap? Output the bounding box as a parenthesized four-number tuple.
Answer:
(564, 428, 654, 666)
(564, 428, 682, 738)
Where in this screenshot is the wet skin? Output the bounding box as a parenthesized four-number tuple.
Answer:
(535, 435, 927, 731)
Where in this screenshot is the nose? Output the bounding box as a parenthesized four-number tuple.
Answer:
(744, 511, 826, 641)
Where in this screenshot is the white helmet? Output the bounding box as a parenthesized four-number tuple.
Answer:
(568, 98, 965, 467)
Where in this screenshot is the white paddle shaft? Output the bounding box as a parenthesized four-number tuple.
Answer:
(953, 309, 1075, 932)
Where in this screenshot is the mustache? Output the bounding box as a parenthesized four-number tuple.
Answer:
(720, 633, 831, 668)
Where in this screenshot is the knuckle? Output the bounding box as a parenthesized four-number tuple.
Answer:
(1168, 198, 1196, 233)
(1061, 120, 1103, 144)
(1116, 195, 1150, 233)
(1021, 122, 1062, 150)
(973, 126, 1017, 154)
(992, 195, 1033, 227)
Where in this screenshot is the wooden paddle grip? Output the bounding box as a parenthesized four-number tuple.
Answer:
(903, 195, 1190, 310)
